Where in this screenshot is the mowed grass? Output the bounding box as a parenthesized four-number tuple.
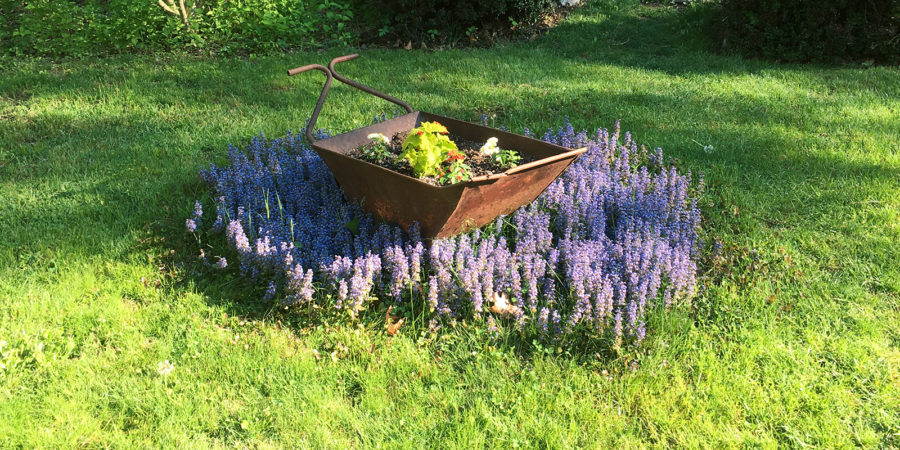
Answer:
(2, 2, 899, 447)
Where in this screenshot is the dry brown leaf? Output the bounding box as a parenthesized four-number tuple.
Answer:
(489, 292, 521, 319)
(387, 318, 405, 336)
(385, 305, 405, 336)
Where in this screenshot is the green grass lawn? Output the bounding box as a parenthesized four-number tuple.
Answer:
(2, 1, 899, 447)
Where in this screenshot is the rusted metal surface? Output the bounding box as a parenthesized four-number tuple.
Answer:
(287, 54, 587, 239)
(286, 63, 332, 145)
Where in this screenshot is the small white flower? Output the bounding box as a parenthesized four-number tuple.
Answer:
(691, 139, 714, 154)
(480, 137, 499, 156)
(367, 133, 390, 145)
(157, 360, 174, 377)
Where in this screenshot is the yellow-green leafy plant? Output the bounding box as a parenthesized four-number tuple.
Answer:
(401, 121, 458, 178)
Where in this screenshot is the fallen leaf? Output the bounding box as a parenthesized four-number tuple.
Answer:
(490, 293, 508, 315)
(766, 294, 776, 304)
(385, 305, 405, 336)
(489, 292, 521, 319)
(387, 317, 405, 336)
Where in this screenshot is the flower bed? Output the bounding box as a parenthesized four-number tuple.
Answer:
(193, 119, 701, 346)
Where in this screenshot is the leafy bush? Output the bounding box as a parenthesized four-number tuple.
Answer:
(0, 0, 354, 57)
(350, 0, 560, 45)
(719, 0, 899, 63)
(191, 118, 702, 348)
(0, 0, 173, 56)
(0, 0, 570, 55)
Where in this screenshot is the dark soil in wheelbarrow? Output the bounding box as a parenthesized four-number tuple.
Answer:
(347, 131, 535, 186)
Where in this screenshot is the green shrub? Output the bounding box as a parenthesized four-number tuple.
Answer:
(0, 0, 173, 56)
(719, 0, 899, 63)
(0, 0, 354, 57)
(351, 0, 560, 46)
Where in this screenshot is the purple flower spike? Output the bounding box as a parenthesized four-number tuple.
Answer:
(192, 119, 701, 348)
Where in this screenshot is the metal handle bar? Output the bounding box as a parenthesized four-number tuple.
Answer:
(286, 63, 332, 145)
(287, 54, 414, 144)
(329, 54, 414, 114)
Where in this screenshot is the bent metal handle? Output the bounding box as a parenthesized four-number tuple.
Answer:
(286, 63, 332, 145)
(329, 54, 414, 114)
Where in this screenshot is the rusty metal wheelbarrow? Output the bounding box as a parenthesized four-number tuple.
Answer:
(287, 53, 586, 239)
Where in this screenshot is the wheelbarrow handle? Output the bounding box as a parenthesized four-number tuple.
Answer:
(329, 53, 359, 66)
(287, 63, 326, 77)
(286, 63, 332, 145)
(329, 53, 414, 114)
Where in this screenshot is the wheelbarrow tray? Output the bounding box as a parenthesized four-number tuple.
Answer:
(288, 54, 585, 239)
(312, 111, 583, 239)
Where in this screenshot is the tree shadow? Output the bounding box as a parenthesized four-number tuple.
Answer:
(2, 2, 897, 365)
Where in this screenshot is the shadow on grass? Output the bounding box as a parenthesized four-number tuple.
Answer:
(2, 1, 897, 363)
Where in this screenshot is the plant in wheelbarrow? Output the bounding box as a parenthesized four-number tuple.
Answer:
(355, 120, 525, 186)
(286, 53, 587, 239)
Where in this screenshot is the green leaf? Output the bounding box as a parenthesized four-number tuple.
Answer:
(345, 217, 360, 235)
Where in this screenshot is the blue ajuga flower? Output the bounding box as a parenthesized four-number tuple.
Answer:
(193, 119, 702, 347)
